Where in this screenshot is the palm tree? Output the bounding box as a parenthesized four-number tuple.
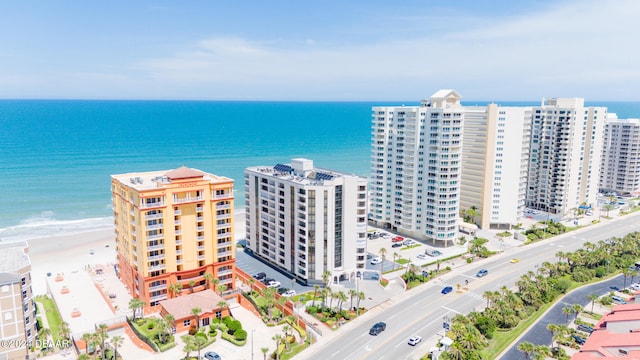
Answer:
(128, 297, 145, 320)
(356, 291, 365, 315)
(38, 326, 52, 341)
(97, 323, 109, 360)
(217, 300, 230, 317)
(89, 334, 101, 359)
(393, 252, 399, 270)
(348, 289, 357, 310)
(157, 318, 169, 344)
(517, 341, 535, 360)
(546, 323, 559, 347)
(533, 345, 552, 360)
(58, 321, 71, 342)
(282, 324, 291, 350)
(169, 283, 183, 298)
(588, 293, 599, 314)
(211, 278, 220, 294)
(312, 284, 320, 307)
(188, 280, 196, 293)
(572, 303, 583, 321)
(181, 335, 196, 360)
(110, 336, 123, 360)
(322, 270, 332, 287)
(81, 333, 92, 355)
(261, 347, 269, 360)
(562, 306, 574, 324)
(465, 206, 479, 224)
(272, 334, 282, 360)
(217, 284, 228, 294)
(336, 291, 347, 312)
(191, 307, 202, 330)
(193, 334, 207, 360)
(249, 277, 256, 295)
(379, 247, 387, 275)
(203, 273, 214, 290)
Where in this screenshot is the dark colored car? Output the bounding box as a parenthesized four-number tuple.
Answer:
(476, 269, 489, 277)
(441, 286, 453, 294)
(277, 287, 290, 295)
(577, 324, 593, 334)
(571, 334, 586, 345)
(254, 272, 266, 280)
(392, 243, 402, 248)
(369, 322, 387, 335)
(262, 277, 275, 285)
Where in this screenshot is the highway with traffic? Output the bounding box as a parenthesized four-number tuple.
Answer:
(305, 212, 640, 360)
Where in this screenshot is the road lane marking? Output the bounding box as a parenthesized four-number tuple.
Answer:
(442, 306, 461, 314)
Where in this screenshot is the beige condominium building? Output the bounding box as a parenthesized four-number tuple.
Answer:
(600, 114, 640, 196)
(0, 241, 36, 360)
(111, 166, 236, 309)
(460, 104, 531, 229)
(526, 98, 606, 217)
(370, 90, 462, 244)
(245, 158, 368, 285)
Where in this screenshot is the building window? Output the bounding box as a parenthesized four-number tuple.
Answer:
(183, 319, 191, 327)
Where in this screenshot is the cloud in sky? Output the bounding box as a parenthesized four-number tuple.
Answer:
(1, 0, 639, 100)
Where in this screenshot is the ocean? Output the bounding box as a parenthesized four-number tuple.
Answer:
(1, 99, 639, 242)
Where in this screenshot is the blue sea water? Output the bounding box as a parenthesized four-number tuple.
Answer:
(1, 99, 639, 242)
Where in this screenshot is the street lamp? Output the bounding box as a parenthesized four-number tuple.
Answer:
(251, 329, 256, 360)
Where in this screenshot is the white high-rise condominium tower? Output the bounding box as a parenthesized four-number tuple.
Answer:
(245, 158, 367, 285)
(370, 90, 462, 244)
(600, 114, 640, 196)
(460, 105, 531, 229)
(526, 98, 606, 216)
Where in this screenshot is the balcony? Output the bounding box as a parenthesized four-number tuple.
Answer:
(145, 213, 163, 220)
(173, 196, 204, 204)
(217, 251, 232, 258)
(218, 269, 233, 277)
(146, 224, 164, 231)
(148, 264, 166, 272)
(141, 201, 166, 209)
(147, 244, 165, 251)
(149, 283, 167, 292)
(198, 254, 206, 261)
(147, 234, 164, 241)
(148, 254, 166, 262)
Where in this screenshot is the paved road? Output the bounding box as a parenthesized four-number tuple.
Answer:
(303, 212, 640, 360)
(500, 274, 624, 359)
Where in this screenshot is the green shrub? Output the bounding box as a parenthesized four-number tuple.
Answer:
(234, 329, 247, 341)
(227, 320, 242, 334)
(595, 267, 607, 278)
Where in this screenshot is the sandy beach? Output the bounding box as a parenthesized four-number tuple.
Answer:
(26, 210, 246, 296)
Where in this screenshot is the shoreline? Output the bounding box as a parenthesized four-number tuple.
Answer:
(24, 210, 247, 296)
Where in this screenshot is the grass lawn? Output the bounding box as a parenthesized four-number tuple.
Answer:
(396, 258, 410, 265)
(281, 341, 310, 360)
(35, 295, 63, 342)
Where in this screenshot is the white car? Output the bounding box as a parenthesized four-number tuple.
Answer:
(403, 239, 417, 246)
(417, 254, 427, 260)
(267, 280, 281, 288)
(282, 289, 296, 297)
(370, 257, 382, 265)
(630, 283, 640, 291)
(408, 335, 422, 346)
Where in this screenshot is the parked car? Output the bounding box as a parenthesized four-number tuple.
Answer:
(403, 239, 416, 246)
(89, 249, 95, 255)
(371, 257, 383, 265)
(267, 280, 281, 288)
(391, 236, 404, 243)
(441, 286, 453, 294)
(204, 351, 222, 360)
(253, 272, 266, 281)
(630, 283, 640, 291)
(283, 289, 296, 297)
(392, 243, 402, 248)
(611, 295, 627, 304)
(571, 334, 586, 345)
(576, 324, 593, 334)
(369, 322, 387, 335)
(417, 254, 427, 260)
(476, 269, 489, 277)
(408, 335, 422, 346)
(261, 277, 274, 284)
(277, 287, 289, 295)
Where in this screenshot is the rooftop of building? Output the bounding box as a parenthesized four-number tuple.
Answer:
(246, 158, 366, 186)
(111, 166, 232, 191)
(0, 241, 31, 273)
(573, 330, 640, 359)
(159, 289, 225, 320)
(0, 272, 21, 286)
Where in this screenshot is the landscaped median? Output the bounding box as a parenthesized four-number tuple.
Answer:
(34, 295, 64, 342)
(128, 317, 175, 352)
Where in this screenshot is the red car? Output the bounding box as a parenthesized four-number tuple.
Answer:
(392, 236, 404, 243)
